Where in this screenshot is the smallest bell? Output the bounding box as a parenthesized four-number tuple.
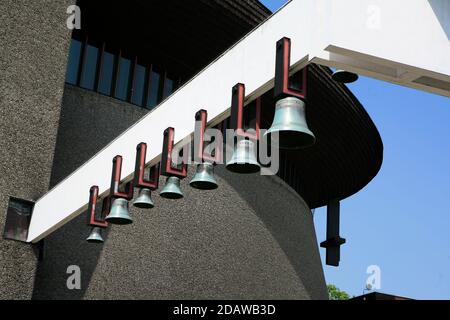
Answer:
(105, 198, 133, 225)
(160, 176, 184, 199)
(190, 163, 218, 190)
(133, 188, 155, 209)
(86, 227, 104, 243)
(331, 70, 359, 84)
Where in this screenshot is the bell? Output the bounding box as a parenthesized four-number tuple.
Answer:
(331, 70, 359, 83)
(132, 188, 155, 209)
(265, 97, 316, 150)
(160, 176, 184, 199)
(190, 163, 218, 190)
(226, 140, 260, 174)
(86, 227, 104, 243)
(105, 198, 133, 225)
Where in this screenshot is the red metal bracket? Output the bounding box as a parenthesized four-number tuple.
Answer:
(109, 156, 134, 200)
(230, 83, 261, 140)
(194, 110, 222, 164)
(274, 37, 308, 100)
(87, 186, 109, 228)
(161, 127, 188, 178)
(133, 143, 160, 190)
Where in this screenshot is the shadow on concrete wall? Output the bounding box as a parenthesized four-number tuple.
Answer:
(214, 166, 328, 300)
(32, 85, 146, 299)
(31, 212, 111, 300)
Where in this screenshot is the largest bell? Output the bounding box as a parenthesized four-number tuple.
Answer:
(105, 198, 133, 225)
(160, 176, 184, 199)
(86, 227, 104, 243)
(265, 97, 316, 150)
(132, 188, 154, 209)
(190, 163, 218, 190)
(226, 140, 260, 174)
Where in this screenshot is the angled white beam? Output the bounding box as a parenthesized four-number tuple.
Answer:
(312, 0, 450, 96)
(27, 0, 450, 243)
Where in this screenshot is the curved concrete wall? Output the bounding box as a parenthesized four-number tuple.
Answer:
(33, 165, 327, 300)
(32, 86, 327, 300)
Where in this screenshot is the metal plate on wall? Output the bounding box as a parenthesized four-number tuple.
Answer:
(3, 198, 34, 242)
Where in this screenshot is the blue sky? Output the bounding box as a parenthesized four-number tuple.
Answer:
(261, 0, 450, 299)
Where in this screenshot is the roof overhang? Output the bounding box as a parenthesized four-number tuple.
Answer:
(27, 0, 450, 243)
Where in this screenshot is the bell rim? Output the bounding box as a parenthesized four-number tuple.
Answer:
(226, 162, 261, 174)
(265, 125, 315, 137)
(86, 237, 104, 244)
(331, 70, 359, 83)
(105, 216, 133, 225)
(132, 201, 155, 209)
(159, 191, 184, 199)
(265, 127, 316, 149)
(189, 179, 219, 190)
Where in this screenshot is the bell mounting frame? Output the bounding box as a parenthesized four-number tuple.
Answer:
(161, 127, 188, 178)
(194, 109, 222, 164)
(133, 143, 160, 190)
(87, 186, 109, 229)
(110, 155, 134, 200)
(274, 37, 308, 101)
(230, 83, 261, 140)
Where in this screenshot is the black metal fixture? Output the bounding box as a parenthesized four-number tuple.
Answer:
(320, 199, 346, 267)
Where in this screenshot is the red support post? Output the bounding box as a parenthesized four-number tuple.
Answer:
(109, 156, 134, 200)
(160, 128, 188, 178)
(274, 37, 308, 100)
(87, 186, 109, 228)
(133, 143, 160, 190)
(230, 83, 261, 140)
(194, 109, 222, 164)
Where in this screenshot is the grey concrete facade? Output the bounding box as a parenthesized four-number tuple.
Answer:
(0, 0, 74, 299)
(0, 2, 331, 300)
(32, 86, 328, 299)
(49, 85, 148, 187)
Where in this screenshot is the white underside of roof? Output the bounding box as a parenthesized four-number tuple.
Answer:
(27, 0, 450, 243)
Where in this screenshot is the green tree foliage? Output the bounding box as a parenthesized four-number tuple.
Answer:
(327, 284, 350, 300)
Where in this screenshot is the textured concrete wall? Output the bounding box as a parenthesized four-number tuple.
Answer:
(32, 86, 328, 300)
(49, 85, 148, 186)
(0, 0, 74, 299)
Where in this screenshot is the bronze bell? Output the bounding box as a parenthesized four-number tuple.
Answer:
(160, 176, 184, 199)
(86, 227, 104, 243)
(132, 188, 155, 209)
(331, 70, 359, 83)
(265, 96, 316, 150)
(105, 198, 133, 225)
(226, 140, 260, 174)
(190, 163, 218, 190)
